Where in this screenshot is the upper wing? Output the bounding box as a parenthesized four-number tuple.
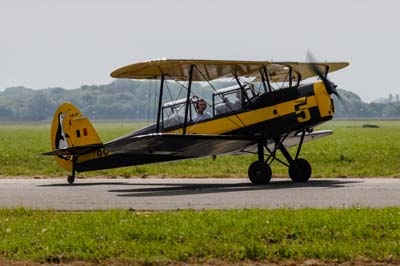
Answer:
(255, 62, 349, 82)
(110, 59, 264, 81)
(105, 133, 256, 157)
(110, 59, 349, 82)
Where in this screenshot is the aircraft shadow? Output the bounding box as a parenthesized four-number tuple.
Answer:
(107, 179, 361, 197)
(39, 181, 131, 187)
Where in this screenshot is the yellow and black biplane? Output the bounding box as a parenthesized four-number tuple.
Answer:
(42, 58, 349, 184)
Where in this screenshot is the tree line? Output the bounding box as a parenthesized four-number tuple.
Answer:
(0, 79, 398, 121)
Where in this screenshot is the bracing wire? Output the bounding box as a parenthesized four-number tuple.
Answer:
(147, 79, 152, 125)
(175, 80, 186, 100)
(166, 75, 202, 101)
(193, 65, 250, 131)
(164, 80, 174, 102)
(153, 79, 158, 123)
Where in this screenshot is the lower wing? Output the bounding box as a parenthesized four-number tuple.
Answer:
(105, 133, 256, 157)
(233, 130, 332, 155)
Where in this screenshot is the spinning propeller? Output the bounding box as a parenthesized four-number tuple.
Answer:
(306, 51, 351, 116)
(306, 51, 340, 98)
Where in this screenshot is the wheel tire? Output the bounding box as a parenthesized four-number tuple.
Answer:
(67, 175, 75, 184)
(248, 161, 272, 185)
(288, 158, 312, 183)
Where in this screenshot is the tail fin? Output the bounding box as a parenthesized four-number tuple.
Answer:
(50, 102, 102, 171)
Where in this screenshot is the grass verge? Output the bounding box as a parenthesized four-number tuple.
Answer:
(1, 208, 400, 264)
(0, 120, 400, 177)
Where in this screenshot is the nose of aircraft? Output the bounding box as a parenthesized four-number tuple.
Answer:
(326, 81, 338, 96)
(307, 51, 340, 98)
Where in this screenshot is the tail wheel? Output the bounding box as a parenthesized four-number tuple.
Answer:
(288, 158, 312, 183)
(248, 161, 272, 185)
(67, 155, 77, 184)
(67, 175, 75, 184)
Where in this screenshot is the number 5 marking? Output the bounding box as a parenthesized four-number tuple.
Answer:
(295, 102, 311, 123)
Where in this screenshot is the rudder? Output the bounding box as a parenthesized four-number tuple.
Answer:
(50, 102, 102, 171)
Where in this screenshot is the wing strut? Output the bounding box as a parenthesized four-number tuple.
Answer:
(260, 65, 272, 93)
(324, 65, 330, 78)
(233, 74, 251, 103)
(156, 74, 165, 133)
(183, 64, 194, 135)
(288, 65, 293, 88)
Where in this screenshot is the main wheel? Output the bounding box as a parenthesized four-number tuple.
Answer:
(67, 175, 75, 184)
(288, 158, 312, 183)
(248, 161, 272, 184)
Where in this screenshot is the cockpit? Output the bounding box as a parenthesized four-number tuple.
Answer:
(161, 83, 260, 129)
(162, 98, 190, 128)
(212, 83, 258, 116)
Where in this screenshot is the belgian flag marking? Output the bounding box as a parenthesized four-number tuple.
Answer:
(76, 128, 88, 138)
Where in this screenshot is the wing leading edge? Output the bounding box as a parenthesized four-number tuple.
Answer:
(110, 59, 349, 82)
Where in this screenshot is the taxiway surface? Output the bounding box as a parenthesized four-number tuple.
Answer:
(1, 178, 399, 210)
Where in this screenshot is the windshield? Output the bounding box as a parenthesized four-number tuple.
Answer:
(162, 100, 188, 128)
(212, 84, 259, 116)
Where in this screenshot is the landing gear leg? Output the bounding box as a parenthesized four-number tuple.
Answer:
(67, 156, 78, 184)
(248, 142, 272, 184)
(277, 131, 312, 183)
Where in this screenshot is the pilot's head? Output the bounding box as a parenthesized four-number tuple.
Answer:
(196, 99, 207, 114)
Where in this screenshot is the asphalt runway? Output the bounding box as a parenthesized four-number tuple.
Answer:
(1, 178, 400, 210)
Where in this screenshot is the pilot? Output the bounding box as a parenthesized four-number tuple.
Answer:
(193, 99, 211, 122)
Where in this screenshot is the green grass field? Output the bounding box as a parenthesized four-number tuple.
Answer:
(1, 122, 400, 265)
(1, 208, 399, 264)
(0, 120, 399, 178)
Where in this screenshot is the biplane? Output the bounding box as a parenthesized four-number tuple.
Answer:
(42, 58, 349, 184)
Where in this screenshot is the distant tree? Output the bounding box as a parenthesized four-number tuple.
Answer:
(47, 87, 68, 104)
(2, 86, 35, 99)
(23, 92, 56, 121)
(82, 94, 97, 105)
(2, 83, 400, 121)
(389, 93, 394, 102)
(0, 105, 15, 120)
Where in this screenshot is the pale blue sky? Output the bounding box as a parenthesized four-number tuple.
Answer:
(1, 0, 399, 101)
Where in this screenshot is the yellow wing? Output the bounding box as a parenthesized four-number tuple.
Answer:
(110, 59, 349, 82)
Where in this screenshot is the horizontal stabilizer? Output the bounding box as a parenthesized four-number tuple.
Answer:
(41, 143, 104, 156)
